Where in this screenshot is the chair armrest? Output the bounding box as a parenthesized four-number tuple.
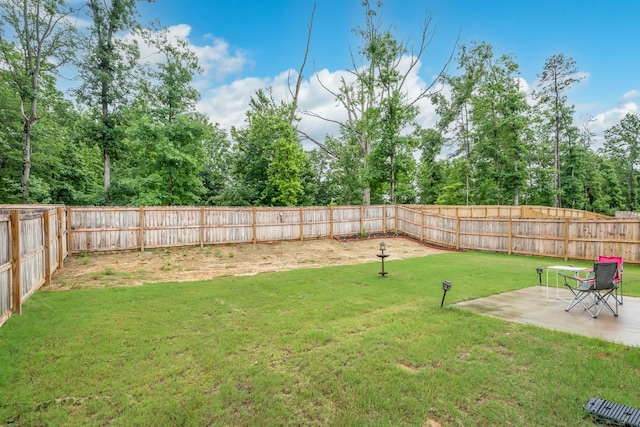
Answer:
(558, 271, 593, 286)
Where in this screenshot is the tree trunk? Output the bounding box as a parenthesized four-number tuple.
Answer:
(103, 150, 111, 203)
(513, 157, 519, 206)
(554, 76, 562, 208)
(21, 122, 32, 202)
(630, 166, 636, 209)
(363, 188, 370, 206)
(390, 154, 396, 204)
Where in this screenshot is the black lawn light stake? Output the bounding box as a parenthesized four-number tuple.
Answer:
(377, 241, 389, 277)
(441, 280, 453, 307)
(536, 267, 543, 286)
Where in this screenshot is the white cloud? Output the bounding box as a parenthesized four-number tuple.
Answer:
(196, 68, 348, 148)
(196, 55, 446, 149)
(125, 24, 249, 85)
(592, 101, 639, 143)
(197, 76, 270, 131)
(622, 89, 640, 100)
(192, 37, 249, 82)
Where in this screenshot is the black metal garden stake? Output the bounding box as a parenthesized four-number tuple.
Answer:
(441, 280, 453, 307)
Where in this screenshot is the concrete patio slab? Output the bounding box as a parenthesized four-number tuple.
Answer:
(455, 286, 640, 347)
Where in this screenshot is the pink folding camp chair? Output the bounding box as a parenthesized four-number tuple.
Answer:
(598, 256, 623, 304)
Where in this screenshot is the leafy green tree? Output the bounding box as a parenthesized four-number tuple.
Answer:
(468, 44, 530, 205)
(534, 54, 583, 208)
(138, 25, 201, 124)
(106, 25, 220, 206)
(0, 0, 77, 201)
(435, 158, 470, 205)
(29, 82, 103, 205)
(201, 123, 232, 205)
(523, 111, 555, 206)
(224, 89, 307, 207)
(433, 41, 530, 206)
(0, 71, 23, 203)
(308, 135, 366, 206)
(431, 43, 480, 204)
(416, 128, 445, 204)
(0, 53, 102, 205)
(604, 113, 640, 211)
(559, 125, 589, 209)
(75, 0, 152, 202)
(311, 0, 447, 205)
(115, 113, 209, 205)
(583, 150, 623, 215)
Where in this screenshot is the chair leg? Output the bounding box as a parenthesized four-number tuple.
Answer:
(565, 291, 596, 316)
(593, 289, 619, 318)
(619, 282, 623, 305)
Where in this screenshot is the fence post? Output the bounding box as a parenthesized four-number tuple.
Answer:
(420, 209, 424, 242)
(200, 206, 205, 248)
(329, 206, 334, 239)
(382, 205, 386, 234)
(564, 218, 570, 261)
(395, 204, 398, 232)
(455, 207, 461, 250)
(57, 207, 64, 268)
(300, 207, 304, 241)
(507, 211, 512, 255)
(10, 210, 21, 315)
(139, 206, 145, 252)
(66, 206, 72, 255)
(252, 207, 257, 244)
(43, 210, 51, 287)
(360, 205, 364, 235)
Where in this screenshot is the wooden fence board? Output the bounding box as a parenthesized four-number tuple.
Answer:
(19, 214, 45, 300)
(0, 215, 10, 324)
(0, 207, 69, 327)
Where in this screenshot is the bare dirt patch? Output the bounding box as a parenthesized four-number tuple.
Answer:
(51, 237, 445, 290)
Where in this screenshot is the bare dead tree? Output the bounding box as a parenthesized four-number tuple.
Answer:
(289, 4, 315, 115)
(303, 2, 456, 204)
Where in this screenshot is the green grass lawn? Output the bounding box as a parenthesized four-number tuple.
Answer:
(1, 251, 639, 426)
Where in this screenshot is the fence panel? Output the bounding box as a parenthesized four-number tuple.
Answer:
(511, 219, 563, 257)
(0, 214, 10, 325)
(71, 207, 140, 252)
(48, 209, 59, 273)
(396, 207, 421, 239)
(145, 207, 201, 249)
(424, 215, 458, 247)
(383, 205, 395, 232)
(303, 207, 331, 239)
(331, 206, 364, 236)
(459, 218, 509, 252)
(255, 208, 301, 241)
(204, 207, 253, 244)
(363, 206, 383, 235)
(19, 213, 45, 301)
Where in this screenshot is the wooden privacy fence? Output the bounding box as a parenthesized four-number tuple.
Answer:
(68, 205, 397, 252)
(0, 206, 68, 327)
(397, 206, 640, 263)
(2, 203, 639, 328)
(413, 204, 609, 219)
(67, 204, 639, 263)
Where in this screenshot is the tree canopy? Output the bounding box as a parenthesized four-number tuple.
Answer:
(0, 1, 635, 215)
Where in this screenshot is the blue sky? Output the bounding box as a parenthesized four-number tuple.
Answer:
(130, 0, 640, 146)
